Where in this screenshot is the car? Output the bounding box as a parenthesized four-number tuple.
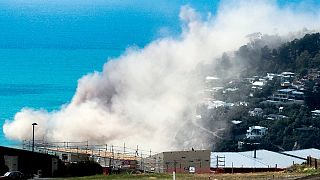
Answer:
(0, 171, 26, 180)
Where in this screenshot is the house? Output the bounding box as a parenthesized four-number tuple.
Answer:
(252, 81, 266, 90)
(292, 80, 305, 91)
(292, 91, 304, 100)
(311, 110, 320, 118)
(281, 81, 291, 87)
(205, 76, 219, 81)
(277, 89, 295, 97)
(280, 72, 295, 87)
(224, 88, 238, 93)
(266, 89, 304, 104)
(281, 72, 295, 78)
(207, 101, 234, 109)
(205, 76, 221, 88)
(266, 73, 277, 80)
(249, 108, 263, 117)
(266, 114, 288, 120)
(246, 126, 268, 139)
(231, 120, 242, 125)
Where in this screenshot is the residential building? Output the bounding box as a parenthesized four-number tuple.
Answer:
(249, 108, 263, 117)
(246, 126, 268, 140)
(311, 110, 320, 118)
(266, 114, 288, 121)
(266, 89, 304, 104)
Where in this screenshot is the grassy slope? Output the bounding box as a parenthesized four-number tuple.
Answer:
(57, 172, 310, 180)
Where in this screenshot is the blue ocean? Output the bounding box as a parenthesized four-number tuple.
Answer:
(0, 49, 120, 144)
(0, 0, 221, 146)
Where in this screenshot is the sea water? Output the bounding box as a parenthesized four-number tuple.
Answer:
(0, 48, 121, 145)
(0, 0, 219, 146)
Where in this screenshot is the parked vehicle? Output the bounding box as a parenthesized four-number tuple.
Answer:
(0, 171, 26, 180)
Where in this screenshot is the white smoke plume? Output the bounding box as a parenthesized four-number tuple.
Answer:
(3, 0, 320, 151)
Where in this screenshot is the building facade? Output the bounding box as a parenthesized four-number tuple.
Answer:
(144, 150, 211, 173)
(0, 146, 59, 177)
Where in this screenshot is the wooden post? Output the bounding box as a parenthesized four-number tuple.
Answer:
(123, 143, 126, 157)
(216, 156, 218, 168)
(112, 145, 114, 167)
(105, 150, 107, 167)
(232, 162, 234, 174)
(141, 152, 144, 172)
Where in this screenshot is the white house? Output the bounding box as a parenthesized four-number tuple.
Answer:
(281, 72, 295, 77)
(266, 73, 277, 80)
(311, 110, 320, 118)
(246, 126, 268, 139)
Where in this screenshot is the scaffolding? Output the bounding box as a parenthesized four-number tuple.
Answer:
(21, 140, 158, 171)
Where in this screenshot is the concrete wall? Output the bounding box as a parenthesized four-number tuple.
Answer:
(145, 150, 211, 173)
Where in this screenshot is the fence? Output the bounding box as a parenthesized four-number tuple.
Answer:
(21, 140, 159, 171)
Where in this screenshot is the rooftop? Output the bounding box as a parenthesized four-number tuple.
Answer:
(278, 89, 295, 93)
(311, 110, 320, 114)
(281, 72, 295, 75)
(248, 126, 267, 130)
(211, 149, 305, 168)
(206, 76, 219, 80)
(283, 148, 320, 159)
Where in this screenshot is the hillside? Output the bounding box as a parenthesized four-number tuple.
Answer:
(204, 33, 320, 152)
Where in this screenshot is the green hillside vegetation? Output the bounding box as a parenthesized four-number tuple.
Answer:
(210, 33, 320, 151)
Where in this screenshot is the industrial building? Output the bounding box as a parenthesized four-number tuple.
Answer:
(0, 146, 59, 177)
(144, 150, 211, 173)
(7, 139, 319, 175)
(210, 149, 309, 173)
(283, 148, 320, 159)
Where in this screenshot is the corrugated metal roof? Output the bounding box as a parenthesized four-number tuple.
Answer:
(211, 150, 305, 168)
(283, 148, 320, 159)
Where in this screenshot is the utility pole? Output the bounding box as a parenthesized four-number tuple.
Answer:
(32, 123, 37, 152)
